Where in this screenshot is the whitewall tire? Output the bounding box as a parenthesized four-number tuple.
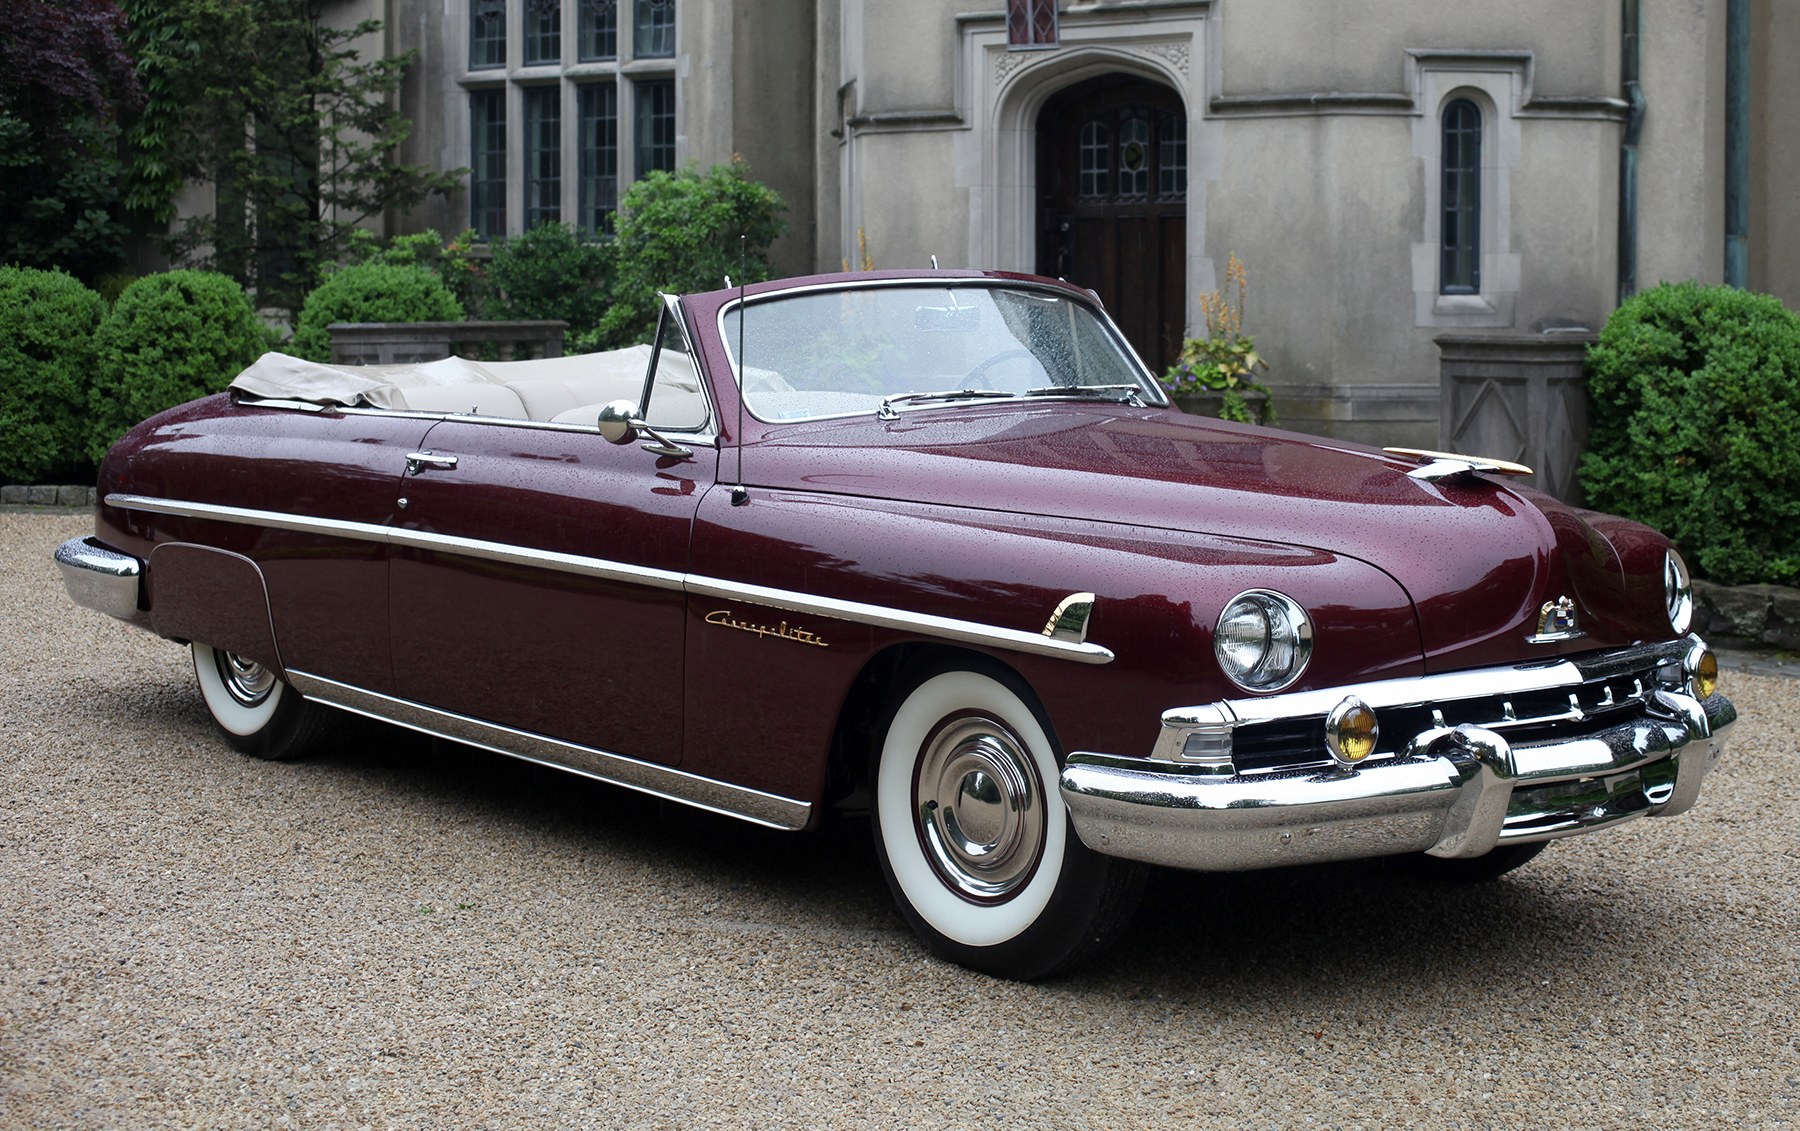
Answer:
(191, 643, 331, 760)
(872, 660, 1144, 979)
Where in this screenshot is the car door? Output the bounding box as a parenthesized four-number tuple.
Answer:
(387, 318, 714, 765)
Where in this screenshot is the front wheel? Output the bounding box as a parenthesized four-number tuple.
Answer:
(191, 643, 332, 760)
(872, 661, 1145, 980)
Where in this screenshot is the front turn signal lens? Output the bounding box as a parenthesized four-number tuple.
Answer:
(1690, 649, 1719, 700)
(1326, 696, 1379, 767)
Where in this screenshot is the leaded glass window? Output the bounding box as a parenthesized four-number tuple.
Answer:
(1078, 120, 1109, 199)
(471, 0, 506, 70)
(580, 0, 618, 60)
(580, 83, 618, 234)
(634, 0, 674, 58)
(525, 86, 561, 226)
(524, 0, 561, 66)
(1118, 116, 1151, 198)
(470, 89, 507, 238)
(635, 77, 675, 174)
(1158, 115, 1187, 198)
(1441, 98, 1481, 294)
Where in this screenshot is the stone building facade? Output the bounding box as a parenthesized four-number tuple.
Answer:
(353, 0, 1796, 447)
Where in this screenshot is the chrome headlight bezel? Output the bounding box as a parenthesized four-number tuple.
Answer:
(1213, 589, 1314, 694)
(1665, 548, 1693, 634)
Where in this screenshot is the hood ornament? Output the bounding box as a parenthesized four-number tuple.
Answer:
(1527, 595, 1586, 644)
(1383, 447, 1533, 483)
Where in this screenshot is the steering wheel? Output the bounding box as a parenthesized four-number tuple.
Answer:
(961, 349, 1037, 390)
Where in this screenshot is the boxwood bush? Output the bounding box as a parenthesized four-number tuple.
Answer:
(290, 263, 463, 362)
(0, 267, 106, 483)
(1580, 281, 1800, 585)
(88, 270, 273, 461)
(484, 222, 614, 349)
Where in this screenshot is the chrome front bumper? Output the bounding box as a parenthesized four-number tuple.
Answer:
(1060, 639, 1737, 872)
(54, 536, 143, 622)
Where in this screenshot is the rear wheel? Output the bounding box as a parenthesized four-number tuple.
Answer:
(871, 660, 1145, 980)
(191, 643, 332, 760)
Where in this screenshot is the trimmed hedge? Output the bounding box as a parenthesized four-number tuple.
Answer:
(88, 270, 273, 461)
(291, 263, 463, 362)
(1580, 281, 1800, 585)
(0, 267, 106, 483)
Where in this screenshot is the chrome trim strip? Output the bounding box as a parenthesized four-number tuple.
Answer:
(106, 494, 1112, 663)
(285, 670, 811, 831)
(331, 404, 722, 443)
(685, 575, 1115, 664)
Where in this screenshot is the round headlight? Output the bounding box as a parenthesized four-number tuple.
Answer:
(1214, 589, 1313, 693)
(1665, 548, 1693, 634)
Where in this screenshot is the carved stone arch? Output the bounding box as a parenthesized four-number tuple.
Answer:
(990, 47, 1192, 370)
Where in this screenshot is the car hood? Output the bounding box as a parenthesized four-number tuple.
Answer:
(742, 404, 1673, 671)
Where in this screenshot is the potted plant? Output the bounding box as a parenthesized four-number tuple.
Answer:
(1161, 253, 1274, 424)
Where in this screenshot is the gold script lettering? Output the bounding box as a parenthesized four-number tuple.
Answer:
(705, 608, 830, 648)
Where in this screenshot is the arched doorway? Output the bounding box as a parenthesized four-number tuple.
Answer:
(1035, 75, 1188, 373)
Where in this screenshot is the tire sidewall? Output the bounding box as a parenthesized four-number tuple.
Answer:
(192, 643, 288, 739)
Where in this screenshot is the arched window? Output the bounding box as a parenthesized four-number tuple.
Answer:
(1440, 98, 1482, 294)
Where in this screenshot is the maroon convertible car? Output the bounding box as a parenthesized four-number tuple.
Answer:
(56, 270, 1736, 979)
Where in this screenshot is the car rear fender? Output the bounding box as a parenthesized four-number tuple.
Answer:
(146, 543, 283, 674)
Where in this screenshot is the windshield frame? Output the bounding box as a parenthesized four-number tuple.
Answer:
(713, 277, 1170, 425)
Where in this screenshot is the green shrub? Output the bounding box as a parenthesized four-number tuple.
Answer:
(485, 222, 614, 349)
(0, 267, 106, 483)
(290, 263, 463, 361)
(1579, 281, 1800, 585)
(88, 270, 273, 460)
(346, 227, 486, 315)
(591, 159, 787, 349)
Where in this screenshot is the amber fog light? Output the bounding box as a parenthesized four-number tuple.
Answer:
(1689, 649, 1719, 700)
(1325, 696, 1378, 767)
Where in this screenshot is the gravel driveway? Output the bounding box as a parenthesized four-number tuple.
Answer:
(4, 511, 1796, 1129)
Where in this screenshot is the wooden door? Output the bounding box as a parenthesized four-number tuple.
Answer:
(1036, 75, 1188, 374)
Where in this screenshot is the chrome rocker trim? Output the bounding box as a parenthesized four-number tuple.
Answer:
(104, 494, 1112, 663)
(1060, 642, 1737, 872)
(285, 670, 812, 831)
(54, 536, 143, 622)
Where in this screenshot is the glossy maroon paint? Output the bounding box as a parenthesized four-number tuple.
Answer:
(91, 270, 1688, 817)
(391, 418, 713, 763)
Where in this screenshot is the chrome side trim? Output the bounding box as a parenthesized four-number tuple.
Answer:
(1042, 591, 1096, 643)
(106, 494, 1112, 663)
(285, 670, 811, 831)
(686, 575, 1115, 664)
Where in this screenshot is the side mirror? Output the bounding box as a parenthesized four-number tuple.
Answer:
(596, 399, 641, 445)
(595, 398, 692, 460)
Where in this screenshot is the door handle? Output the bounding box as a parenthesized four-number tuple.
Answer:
(404, 450, 459, 475)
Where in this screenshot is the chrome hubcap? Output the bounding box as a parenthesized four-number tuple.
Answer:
(218, 651, 276, 708)
(914, 714, 1045, 902)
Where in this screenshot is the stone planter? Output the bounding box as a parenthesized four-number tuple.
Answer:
(1693, 579, 1800, 651)
(1171, 389, 1271, 423)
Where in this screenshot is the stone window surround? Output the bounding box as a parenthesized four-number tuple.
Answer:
(455, 0, 682, 241)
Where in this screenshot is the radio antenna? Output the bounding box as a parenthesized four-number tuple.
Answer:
(730, 233, 749, 506)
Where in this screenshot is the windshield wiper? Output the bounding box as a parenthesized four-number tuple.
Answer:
(876, 388, 1016, 420)
(1019, 384, 1147, 407)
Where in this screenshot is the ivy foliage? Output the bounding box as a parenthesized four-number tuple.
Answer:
(88, 270, 273, 460)
(146, 0, 461, 312)
(0, 1, 142, 281)
(592, 160, 787, 349)
(1580, 281, 1800, 585)
(0, 268, 107, 483)
(290, 264, 463, 362)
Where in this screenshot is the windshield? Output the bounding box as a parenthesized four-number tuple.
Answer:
(719, 283, 1157, 421)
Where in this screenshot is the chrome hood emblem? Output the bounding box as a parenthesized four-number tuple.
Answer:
(1527, 595, 1585, 644)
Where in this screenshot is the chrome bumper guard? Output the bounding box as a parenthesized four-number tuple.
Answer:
(1060, 638, 1737, 872)
(54, 536, 144, 622)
